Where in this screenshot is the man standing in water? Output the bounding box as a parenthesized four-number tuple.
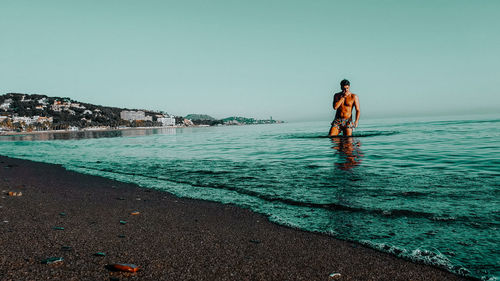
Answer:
(328, 79, 361, 136)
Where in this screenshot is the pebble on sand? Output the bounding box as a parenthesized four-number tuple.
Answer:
(7, 191, 22, 196)
(108, 263, 140, 272)
(41, 257, 64, 264)
(329, 272, 342, 280)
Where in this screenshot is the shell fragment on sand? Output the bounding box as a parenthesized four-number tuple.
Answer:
(42, 257, 64, 264)
(108, 263, 140, 272)
(329, 273, 342, 280)
(7, 191, 22, 196)
(130, 211, 140, 215)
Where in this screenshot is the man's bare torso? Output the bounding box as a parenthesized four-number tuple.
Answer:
(333, 92, 357, 119)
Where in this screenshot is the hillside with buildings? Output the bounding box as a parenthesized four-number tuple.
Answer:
(0, 93, 175, 133)
(0, 93, 283, 134)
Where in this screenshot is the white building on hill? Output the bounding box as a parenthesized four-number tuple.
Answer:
(157, 116, 176, 126)
(120, 110, 152, 121)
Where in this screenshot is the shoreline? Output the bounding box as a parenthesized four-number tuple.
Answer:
(0, 155, 476, 280)
(0, 122, 280, 137)
(0, 126, 185, 136)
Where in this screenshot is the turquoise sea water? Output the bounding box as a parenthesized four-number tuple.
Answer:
(1, 114, 499, 280)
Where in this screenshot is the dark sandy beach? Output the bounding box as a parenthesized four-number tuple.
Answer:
(0, 155, 475, 281)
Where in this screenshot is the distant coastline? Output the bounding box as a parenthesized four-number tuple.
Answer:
(0, 93, 283, 134)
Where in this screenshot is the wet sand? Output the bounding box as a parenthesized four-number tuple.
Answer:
(0, 155, 475, 280)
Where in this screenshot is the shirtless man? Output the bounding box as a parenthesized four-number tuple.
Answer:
(328, 79, 360, 136)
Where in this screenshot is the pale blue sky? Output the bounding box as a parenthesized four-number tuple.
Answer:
(1, 0, 498, 121)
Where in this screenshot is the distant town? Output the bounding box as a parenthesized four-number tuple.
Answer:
(0, 93, 283, 134)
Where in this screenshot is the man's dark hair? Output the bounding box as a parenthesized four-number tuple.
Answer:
(340, 79, 350, 87)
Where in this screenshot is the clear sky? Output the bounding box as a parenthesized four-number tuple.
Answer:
(1, 0, 498, 121)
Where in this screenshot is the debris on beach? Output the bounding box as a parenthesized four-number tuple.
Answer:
(61, 246, 72, 251)
(94, 252, 106, 257)
(119, 220, 127, 225)
(59, 212, 66, 217)
(7, 191, 22, 196)
(107, 263, 140, 273)
(41, 257, 64, 264)
(328, 272, 342, 280)
(130, 211, 140, 215)
(249, 239, 261, 244)
(118, 234, 126, 238)
(53, 226, 65, 230)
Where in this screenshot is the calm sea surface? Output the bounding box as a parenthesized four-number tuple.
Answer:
(1, 114, 499, 280)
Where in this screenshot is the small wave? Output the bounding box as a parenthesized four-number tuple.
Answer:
(189, 170, 232, 175)
(432, 216, 457, 222)
(359, 241, 474, 278)
(280, 130, 400, 139)
(427, 119, 500, 127)
(267, 214, 302, 229)
(360, 241, 409, 257)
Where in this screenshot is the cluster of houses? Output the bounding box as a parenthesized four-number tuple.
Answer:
(1, 97, 54, 128)
(0, 97, 85, 128)
(51, 100, 98, 116)
(0, 115, 53, 125)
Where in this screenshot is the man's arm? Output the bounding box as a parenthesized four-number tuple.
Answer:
(354, 95, 360, 127)
(333, 93, 345, 110)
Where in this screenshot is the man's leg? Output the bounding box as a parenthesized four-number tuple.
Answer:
(329, 126, 340, 136)
(345, 128, 353, 136)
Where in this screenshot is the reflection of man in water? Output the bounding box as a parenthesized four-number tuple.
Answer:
(331, 138, 363, 170)
(328, 79, 361, 137)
